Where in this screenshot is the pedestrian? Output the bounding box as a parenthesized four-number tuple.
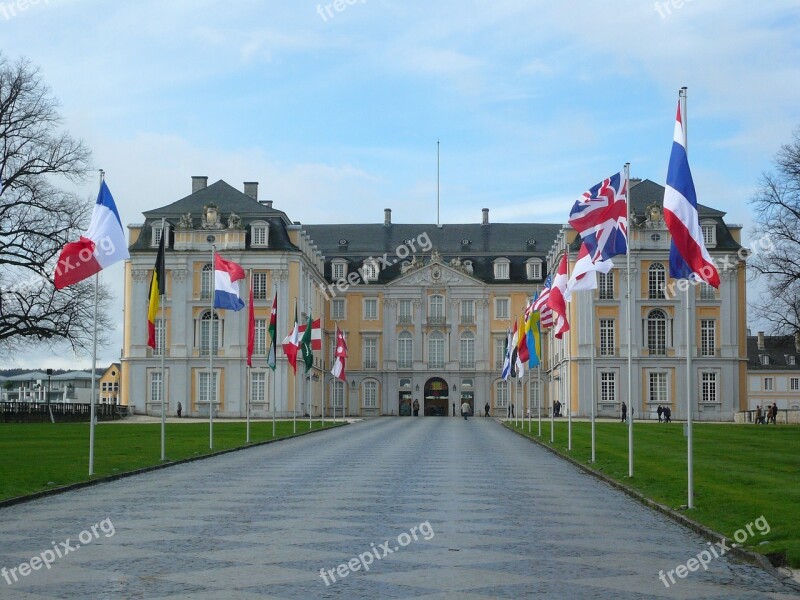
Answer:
(484, 401, 490, 417)
(511, 404, 515, 418)
(755, 405, 762, 425)
(461, 400, 470, 420)
(657, 405, 663, 423)
(412, 399, 420, 417)
(177, 402, 182, 418)
(663, 406, 671, 423)
(621, 401, 627, 423)
(770, 402, 778, 424)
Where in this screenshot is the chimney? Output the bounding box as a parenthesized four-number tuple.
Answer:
(482, 208, 489, 225)
(384, 208, 392, 226)
(244, 182, 258, 200)
(191, 176, 208, 194)
(259, 200, 274, 209)
(757, 331, 765, 350)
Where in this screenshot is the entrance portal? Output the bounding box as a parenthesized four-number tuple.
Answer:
(424, 377, 449, 416)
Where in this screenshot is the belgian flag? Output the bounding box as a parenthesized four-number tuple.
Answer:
(147, 225, 166, 349)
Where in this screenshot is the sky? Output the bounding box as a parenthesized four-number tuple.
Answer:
(2, 0, 799, 369)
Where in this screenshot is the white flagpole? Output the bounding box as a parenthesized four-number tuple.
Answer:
(566, 246, 572, 452)
(537, 364, 542, 437)
(272, 281, 277, 438)
(321, 311, 326, 428)
(209, 244, 215, 449)
(681, 86, 695, 509)
(625, 162, 634, 477)
(590, 285, 596, 463)
(294, 299, 297, 434)
(88, 170, 103, 477)
(246, 269, 252, 444)
(160, 216, 166, 461)
(527, 369, 531, 433)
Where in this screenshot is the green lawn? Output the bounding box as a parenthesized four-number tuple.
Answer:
(508, 419, 800, 567)
(0, 419, 340, 502)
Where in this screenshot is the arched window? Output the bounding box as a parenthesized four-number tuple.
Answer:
(201, 263, 213, 299)
(398, 331, 413, 369)
(495, 380, 509, 408)
(648, 263, 666, 299)
(200, 310, 220, 356)
(647, 309, 667, 355)
(429, 331, 445, 369)
(460, 331, 475, 369)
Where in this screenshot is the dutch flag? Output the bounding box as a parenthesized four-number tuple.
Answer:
(213, 254, 245, 311)
(663, 101, 720, 288)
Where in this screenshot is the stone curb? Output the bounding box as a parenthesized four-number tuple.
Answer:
(0, 422, 348, 510)
(501, 421, 800, 592)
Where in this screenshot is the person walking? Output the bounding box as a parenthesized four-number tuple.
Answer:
(621, 401, 627, 423)
(657, 405, 663, 423)
(663, 406, 671, 423)
(770, 402, 778, 424)
(461, 401, 471, 420)
(484, 401, 490, 418)
(177, 402, 182, 418)
(755, 405, 762, 425)
(412, 399, 420, 417)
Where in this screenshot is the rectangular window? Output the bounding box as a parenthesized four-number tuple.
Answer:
(530, 379, 540, 408)
(252, 272, 267, 300)
(150, 372, 162, 403)
(700, 283, 716, 300)
(201, 265, 213, 299)
(153, 318, 166, 357)
(760, 355, 769, 366)
(363, 338, 377, 369)
(649, 372, 667, 404)
(398, 299, 413, 324)
(252, 225, 268, 246)
(788, 355, 797, 366)
(250, 371, 267, 406)
(526, 262, 541, 280)
(331, 381, 344, 408)
(363, 298, 377, 320)
(331, 298, 345, 320)
(494, 262, 509, 280)
(764, 377, 774, 391)
(152, 226, 164, 247)
(254, 319, 267, 356)
(701, 224, 715, 246)
(791, 378, 799, 391)
(363, 381, 377, 408)
(429, 295, 444, 323)
(332, 262, 346, 281)
(601, 372, 616, 403)
(599, 319, 615, 356)
(598, 271, 614, 300)
(398, 336, 413, 369)
(700, 319, 715, 357)
(459, 336, 475, 369)
(362, 262, 378, 282)
(701, 372, 718, 402)
(495, 298, 510, 320)
(199, 371, 218, 403)
(429, 336, 445, 369)
(495, 381, 508, 408)
(649, 265, 666, 300)
(495, 337, 507, 370)
(199, 315, 220, 356)
(460, 300, 474, 324)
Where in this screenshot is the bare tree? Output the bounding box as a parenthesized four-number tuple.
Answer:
(749, 127, 800, 334)
(0, 53, 112, 355)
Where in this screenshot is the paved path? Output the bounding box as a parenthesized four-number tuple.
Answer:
(0, 418, 797, 599)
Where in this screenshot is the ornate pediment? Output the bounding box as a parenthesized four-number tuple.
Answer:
(389, 261, 482, 287)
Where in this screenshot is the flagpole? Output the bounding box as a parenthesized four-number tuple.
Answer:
(321, 307, 326, 428)
(566, 246, 572, 452)
(246, 269, 252, 444)
(272, 282, 277, 438)
(681, 86, 695, 509)
(160, 216, 167, 461)
(590, 285, 596, 463)
(625, 162, 633, 477)
(88, 169, 104, 477)
(209, 244, 215, 449)
(537, 364, 542, 437)
(527, 369, 531, 433)
(551, 329, 555, 443)
(293, 298, 297, 434)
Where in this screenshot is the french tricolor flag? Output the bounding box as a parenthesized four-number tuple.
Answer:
(663, 101, 720, 288)
(213, 254, 245, 311)
(54, 180, 129, 290)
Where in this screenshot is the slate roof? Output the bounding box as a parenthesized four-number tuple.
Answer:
(131, 180, 299, 253)
(747, 335, 800, 370)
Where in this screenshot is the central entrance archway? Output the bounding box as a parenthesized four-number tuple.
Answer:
(424, 377, 449, 416)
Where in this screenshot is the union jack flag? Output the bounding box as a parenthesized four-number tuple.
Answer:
(568, 172, 628, 263)
(532, 275, 554, 328)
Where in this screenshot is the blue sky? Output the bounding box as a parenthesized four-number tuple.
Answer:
(2, 0, 799, 367)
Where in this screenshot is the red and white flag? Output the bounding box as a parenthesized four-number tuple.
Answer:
(331, 325, 348, 382)
(547, 253, 570, 339)
(54, 180, 129, 289)
(565, 242, 613, 302)
(282, 304, 300, 375)
(298, 318, 322, 351)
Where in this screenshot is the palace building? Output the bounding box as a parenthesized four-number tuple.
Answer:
(121, 176, 749, 420)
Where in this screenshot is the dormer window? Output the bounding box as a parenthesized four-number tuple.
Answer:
(788, 355, 796, 366)
(494, 258, 510, 280)
(362, 260, 379, 282)
(251, 221, 269, 247)
(526, 259, 542, 280)
(760, 355, 769, 366)
(151, 223, 167, 247)
(700, 221, 716, 247)
(332, 261, 347, 281)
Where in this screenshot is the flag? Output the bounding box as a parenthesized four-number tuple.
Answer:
(501, 327, 512, 381)
(146, 226, 166, 349)
(518, 313, 530, 365)
(526, 299, 542, 368)
(297, 318, 322, 350)
(663, 101, 720, 287)
(548, 253, 570, 339)
(533, 276, 554, 328)
(246, 273, 255, 367)
(512, 318, 525, 379)
(568, 172, 628, 263)
(213, 254, 245, 311)
(267, 291, 277, 370)
(565, 241, 613, 302)
(54, 180, 129, 289)
(282, 304, 300, 375)
(300, 313, 314, 373)
(331, 325, 348, 382)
